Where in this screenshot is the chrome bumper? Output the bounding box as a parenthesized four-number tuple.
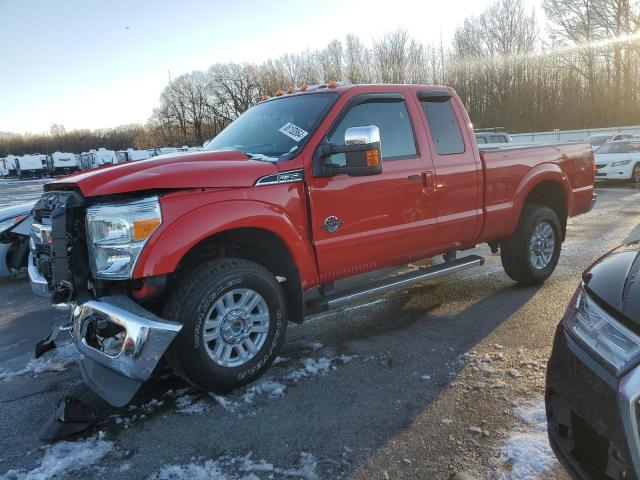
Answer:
(588, 192, 598, 212)
(72, 295, 182, 381)
(28, 252, 49, 298)
(72, 295, 182, 406)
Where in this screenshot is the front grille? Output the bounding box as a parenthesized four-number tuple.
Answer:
(596, 164, 606, 169)
(31, 189, 87, 302)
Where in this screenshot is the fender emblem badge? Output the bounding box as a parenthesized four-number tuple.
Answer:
(322, 216, 343, 233)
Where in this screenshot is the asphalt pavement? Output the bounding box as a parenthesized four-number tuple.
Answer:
(0, 179, 639, 479)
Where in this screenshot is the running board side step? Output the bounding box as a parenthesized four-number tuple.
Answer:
(306, 255, 485, 314)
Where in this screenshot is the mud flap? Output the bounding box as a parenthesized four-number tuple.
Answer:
(79, 357, 144, 407)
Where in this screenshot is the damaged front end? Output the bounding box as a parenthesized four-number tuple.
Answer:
(29, 190, 181, 407)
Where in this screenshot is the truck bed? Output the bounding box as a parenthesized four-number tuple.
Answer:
(479, 142, 595, 241)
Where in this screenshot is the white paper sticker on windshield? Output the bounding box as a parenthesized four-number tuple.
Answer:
(279, 123, 308, 142)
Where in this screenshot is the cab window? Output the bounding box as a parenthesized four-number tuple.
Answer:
(420, 98, 465, 155)
(327, 98, 416, 164)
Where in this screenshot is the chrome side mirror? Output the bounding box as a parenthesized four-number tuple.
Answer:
(315, 124, 383, 178)
(344, 125, 381, 146)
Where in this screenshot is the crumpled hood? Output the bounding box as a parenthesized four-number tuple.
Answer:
(583, 241, 640, 324)
(45, 150, 278, 197)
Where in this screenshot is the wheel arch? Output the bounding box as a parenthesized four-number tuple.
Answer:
(174, 227, 306, 324)
(514, 164, 571, 241)
(134, 200, 318, 324)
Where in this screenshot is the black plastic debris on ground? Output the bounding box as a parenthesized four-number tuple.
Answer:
(39, 397, 97, 440)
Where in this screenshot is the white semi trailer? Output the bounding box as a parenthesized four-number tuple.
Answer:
(15, 155, 46, 178)
(46, 151, 78, 176)
(3, 156, 18, 177)
(78, 148, 117, 170)
(115, 148, 152, 163)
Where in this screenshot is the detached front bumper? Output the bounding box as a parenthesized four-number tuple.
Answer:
(71, 295, 182, 406)
(29, 249, 182, 405)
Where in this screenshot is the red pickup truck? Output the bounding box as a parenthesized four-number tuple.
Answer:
(29, 83, 596, 406)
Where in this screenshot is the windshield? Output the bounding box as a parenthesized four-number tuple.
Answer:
(205, 93, 338, 161)
(597, 142, 640, 154)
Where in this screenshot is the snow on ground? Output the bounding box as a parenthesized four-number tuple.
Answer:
(112, 351, 356, 429)
(0, 342, 81, 382)
(163, 353, 355, 417)
(150, 452, 318, 480)
(496, 397, 560, 479)
(0, 433, 114, 480)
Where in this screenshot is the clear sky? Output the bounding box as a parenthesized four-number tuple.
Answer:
(0, 0, 538, 134)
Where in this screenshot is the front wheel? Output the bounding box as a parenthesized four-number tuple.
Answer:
(164, 258, 287, 394)
(632, 163, 640, 184)
(500, 205, 562, 285)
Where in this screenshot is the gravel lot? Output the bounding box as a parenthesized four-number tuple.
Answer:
(0, 179, 638, 479)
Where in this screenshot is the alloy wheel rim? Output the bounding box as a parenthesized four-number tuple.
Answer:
(203, 288, 270, 367)
(529, 221, 555, 270)
(634, 164, 640, 183)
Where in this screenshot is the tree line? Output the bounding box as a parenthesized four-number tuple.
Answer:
(2, 0, 639, 156)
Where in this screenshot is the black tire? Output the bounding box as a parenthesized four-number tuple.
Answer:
(164, 258, 287, 393)
(632, 163, 640, 184)
(500, 205, 562, 285)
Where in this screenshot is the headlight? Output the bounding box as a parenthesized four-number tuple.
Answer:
(610, 160, 632, 167)
(86, 196, 162, 279)
(0, 214, 27, 234)
(565, 285, 640, 373)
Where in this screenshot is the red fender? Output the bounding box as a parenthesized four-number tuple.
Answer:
(482, 163, 571, 240)
(133, 199, 320, 288)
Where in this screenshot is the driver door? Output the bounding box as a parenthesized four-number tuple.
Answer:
(307, 92, 437, 283)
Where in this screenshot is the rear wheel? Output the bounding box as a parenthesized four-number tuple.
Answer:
(164, 258, 287, 393)
(632, 163, 640, 184)
(500, 205, 562, 285)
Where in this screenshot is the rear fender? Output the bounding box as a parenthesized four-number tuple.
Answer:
(483, 163, 571, 240)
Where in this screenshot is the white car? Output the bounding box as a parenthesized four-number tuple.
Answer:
(585, 133, 636, 152)
(594, 140, 640, 182)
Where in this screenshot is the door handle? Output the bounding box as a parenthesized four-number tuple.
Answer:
(422, 171, 434, 192)
(407, 174, 420, 180)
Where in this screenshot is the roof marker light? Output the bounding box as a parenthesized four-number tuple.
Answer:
(327, 80, 337, 88)
(275, 89, 284, 96)
(300, 83, 309, 91)
(260, 95, 268, 101)
(287, 86, 295, 94)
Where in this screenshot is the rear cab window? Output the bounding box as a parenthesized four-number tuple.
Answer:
(418, 93, 465, 155)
